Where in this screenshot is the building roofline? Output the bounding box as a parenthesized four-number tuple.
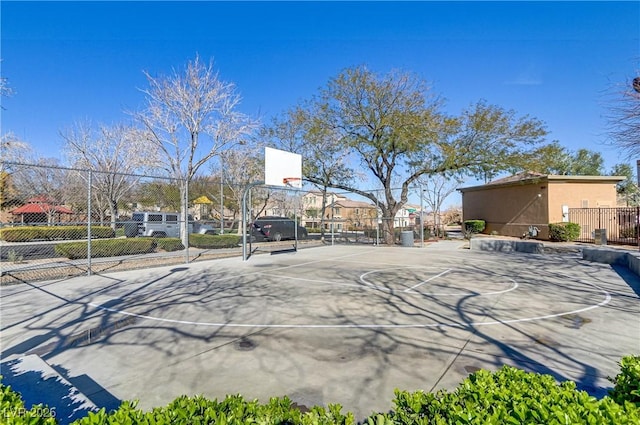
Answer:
(458, 174, 627, 192)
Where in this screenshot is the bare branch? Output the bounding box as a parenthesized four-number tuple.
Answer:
(605, 73, 640, 158)
(133, 55, 259, 244)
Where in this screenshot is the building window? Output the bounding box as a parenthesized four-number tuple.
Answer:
(581, 200, 589, 208)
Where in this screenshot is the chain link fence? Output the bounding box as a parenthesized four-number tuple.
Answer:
(1, 162, 449, 283)
(0, 162, 254, 284)
(295, 185, 440, 246)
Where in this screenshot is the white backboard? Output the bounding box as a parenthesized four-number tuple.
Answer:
(264, 147, 302, 188)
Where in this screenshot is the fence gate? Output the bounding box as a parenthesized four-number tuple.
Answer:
(569, 207, 640, 245)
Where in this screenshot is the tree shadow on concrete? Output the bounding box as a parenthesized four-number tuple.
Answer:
(2, 247, 639, 421)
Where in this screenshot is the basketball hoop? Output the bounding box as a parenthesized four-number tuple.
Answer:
(283, 177, 302, 188)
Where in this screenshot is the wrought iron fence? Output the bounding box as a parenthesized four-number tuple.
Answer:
(569, 207, 640, 246)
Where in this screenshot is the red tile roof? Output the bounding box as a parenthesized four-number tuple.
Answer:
(10, 203, 73, 214)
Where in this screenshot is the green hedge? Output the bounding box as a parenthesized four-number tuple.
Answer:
(609, 355, 640, 407)
(154, 238, 185, 252)
(548, 222, 580, 242)
(54, 239, 156, 259)
(0, 226, 115, 242)
(189, 234, 241, 249)
(53, 235, 240, 259)
(2, 357, 640, 424)
(367, 366, 640, 424)
(464, 219, 486, 234)
(0, 381, 57, 424)
(72, 396, 354, 425)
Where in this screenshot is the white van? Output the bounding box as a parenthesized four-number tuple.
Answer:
(124, 212, 215, 238)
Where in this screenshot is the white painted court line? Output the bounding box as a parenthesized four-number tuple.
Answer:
(79, 245, 612, 330)
(87, 283, 611, 329)
(404, 269, 451, 292)
(359, 266, 517, 296)
(80, 247, 381, 305)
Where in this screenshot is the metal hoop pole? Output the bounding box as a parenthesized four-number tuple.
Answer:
(242, 181, 264, 261)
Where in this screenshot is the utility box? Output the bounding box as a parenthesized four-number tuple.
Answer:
(594, 228, 607, 245)
(400, 231, 414, 247)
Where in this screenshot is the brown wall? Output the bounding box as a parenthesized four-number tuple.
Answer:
(462, 178, 620, 240)
(462, 183, 548, 238)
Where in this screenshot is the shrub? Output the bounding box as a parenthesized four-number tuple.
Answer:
(363, 228, 378, 239)
(189, 234, 241, 249)
(55, 239, 156, 259)
(0, 226, 114, 242)
(548, 222, 580, 242)
(154, 238, 185, 252)
(0, 379, 57, 424)
(609, 355, 640, 407)
(369, 365, 640, 424)
(620, 226, 638, 239)
(3, 357, 640, 424)
(71, 394, 355, 425)
(463, 219, 486, 236)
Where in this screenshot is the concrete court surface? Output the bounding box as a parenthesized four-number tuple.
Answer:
(1, 241, 639, 420)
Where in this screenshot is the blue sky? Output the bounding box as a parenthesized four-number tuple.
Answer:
(2, 1, 639, 191)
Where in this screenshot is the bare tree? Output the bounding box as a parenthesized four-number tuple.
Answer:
(417, 173, 463, 237)
(606, 73, 640, 157)
(0, 62, 30, 174)
(1, 59, 14, 107)
(212, 146, 269, 233)
(11, 158, 69, 225)
(135, 55, 258, 245)
(62, 122, 158, 228)
(1, 132, 30, 170)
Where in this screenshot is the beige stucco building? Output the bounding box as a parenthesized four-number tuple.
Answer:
(459, 172, 625, 240)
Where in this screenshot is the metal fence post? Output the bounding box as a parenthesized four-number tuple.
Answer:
(87, 170, 92, 276)
(185, 179, 190, 264)
(242, 181, 263, 261)
(420, 184, 424, 248)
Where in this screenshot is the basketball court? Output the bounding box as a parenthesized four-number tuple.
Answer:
(2, 149, 639, 420)
(2, 242, 639, 419)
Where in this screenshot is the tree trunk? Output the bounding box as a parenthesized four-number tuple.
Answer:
(109, 199, 118, 230)
(320, 189, 329, 241)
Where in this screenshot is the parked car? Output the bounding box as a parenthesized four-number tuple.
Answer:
(124, 211, 216, 238)
(251, 216, 307, 242)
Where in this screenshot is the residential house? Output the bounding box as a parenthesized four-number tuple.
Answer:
(393, 204, 421, 229)
(300, 191, 377, 231)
